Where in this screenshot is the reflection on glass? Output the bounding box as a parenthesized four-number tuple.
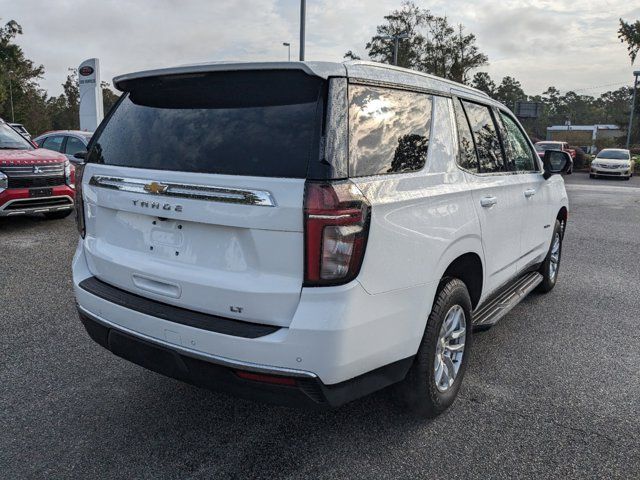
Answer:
(461, 101, 504, 174)
(349, 85, 432, 176)
(454, 100, 479, 172)
(548, 152, 566, 170)
(499, 113, 536, 171)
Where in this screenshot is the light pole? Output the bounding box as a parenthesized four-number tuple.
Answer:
(626, 70, 640, 149)
(283, 42, 291, 62)
(299, 0, 306, 61)
(376, 33, 409, 66)
(8, 70, 15, 122)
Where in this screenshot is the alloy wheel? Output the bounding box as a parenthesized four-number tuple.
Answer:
(549, 232, 561, 281)
(434, 305, 466, 392)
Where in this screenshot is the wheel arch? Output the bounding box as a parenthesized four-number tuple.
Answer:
(433, 236, 484, 310)
(556, 206, 568, 237)
(441, 253, 483, 309)
(557, 206, 568, 223)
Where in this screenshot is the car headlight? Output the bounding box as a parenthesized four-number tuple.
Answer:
(0, 172, 7, 192)
(64, 160, 75, 189)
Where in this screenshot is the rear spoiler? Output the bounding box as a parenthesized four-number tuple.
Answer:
(113, 61, 347, 92)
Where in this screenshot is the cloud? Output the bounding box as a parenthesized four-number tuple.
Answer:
(1, 0, 637, 97)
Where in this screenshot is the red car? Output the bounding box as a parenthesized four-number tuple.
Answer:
(0, 120, 75, 218)
(534, 141, 574, 174)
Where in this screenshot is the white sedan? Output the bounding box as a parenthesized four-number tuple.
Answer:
(590, 149, 633, 180)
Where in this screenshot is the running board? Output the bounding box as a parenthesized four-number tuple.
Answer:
(472, 272, 543, 329)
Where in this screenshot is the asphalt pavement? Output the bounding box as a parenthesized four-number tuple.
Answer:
(1, 172, 639, 479)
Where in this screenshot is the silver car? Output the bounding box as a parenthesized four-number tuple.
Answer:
(34, 130, 93, 165)
(590, 149, 633, 180)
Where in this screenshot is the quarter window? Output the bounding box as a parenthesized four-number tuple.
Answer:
(461, 101, 505, 173)
(498, 112, 538, 172)
(349, 85, 432, 177)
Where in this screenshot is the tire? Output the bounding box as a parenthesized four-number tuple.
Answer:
(399, 278, 473, 418)
(43, 210, 73, 220)
(589, 174, 595, 179)
(536, 219, 563, 293)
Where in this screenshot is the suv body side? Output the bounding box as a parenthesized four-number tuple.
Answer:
(73, 61, 568, 406)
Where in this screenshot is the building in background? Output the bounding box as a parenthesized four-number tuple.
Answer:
(546, 124, 624, 153)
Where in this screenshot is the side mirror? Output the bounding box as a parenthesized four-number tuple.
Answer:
(71, 150, 87, 165)
(543, 150, 571, 179)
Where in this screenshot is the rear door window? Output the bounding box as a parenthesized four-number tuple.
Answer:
(461, 101, 505, 174)
(453, 99, 479, 173)
(88, 71, 325, 178)
(349, 85, 432, 177)
(41, 135, 65, 153)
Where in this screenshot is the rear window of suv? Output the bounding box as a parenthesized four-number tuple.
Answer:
(87, 71, 325, 178)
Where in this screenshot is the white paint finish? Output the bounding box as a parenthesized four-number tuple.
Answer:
(353, 96, 482, 295)
(78, 58, 104, 131)
(81, 164, 306, 327)
(73, 245, 431, 384)
(465, 171, 541, 296)
(517, 172, 555, 269)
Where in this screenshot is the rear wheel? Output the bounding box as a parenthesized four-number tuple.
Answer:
(43, 210, 73, 220)
(399, 278, 472, 417)
(536, 220, 563, 293)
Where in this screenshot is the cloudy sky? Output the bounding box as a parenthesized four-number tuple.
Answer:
(2, 0, 639, 97)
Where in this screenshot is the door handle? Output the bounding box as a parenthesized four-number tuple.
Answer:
(480, 196, 498, 208)
(524, 189, 536, 198)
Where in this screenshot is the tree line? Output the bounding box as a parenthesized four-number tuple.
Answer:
(0, 19, 119, 136)
(346, 1, 640, 144)
(1, 4, 639, 144)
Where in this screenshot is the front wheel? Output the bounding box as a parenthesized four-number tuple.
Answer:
(536, 219, 563, 293)
(398, 278, 472, 417)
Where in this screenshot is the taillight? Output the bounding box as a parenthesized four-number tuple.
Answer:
(75, 163, 86, 238)
(304, 181, 370, 286)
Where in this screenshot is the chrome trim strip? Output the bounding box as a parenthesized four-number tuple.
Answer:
(308, 213, 355, 220)
(0, 194, 74, 210)
(89, 175, 276, 207)
(77, 305, 317, 379)
(0, 195, 74, 216)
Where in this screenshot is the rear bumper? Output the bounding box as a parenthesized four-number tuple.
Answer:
(0, 186, 75, 216)
(78, 307, 412, 408)
(73, 241, 431, 400)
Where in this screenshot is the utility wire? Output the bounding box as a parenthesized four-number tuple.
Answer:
(561, 81, 631, 94)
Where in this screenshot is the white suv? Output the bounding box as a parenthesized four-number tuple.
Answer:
(73, 61, 570, 417)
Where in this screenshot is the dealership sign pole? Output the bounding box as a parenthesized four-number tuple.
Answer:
(78, 58, 104, 132)
(627, 71, 640, 149)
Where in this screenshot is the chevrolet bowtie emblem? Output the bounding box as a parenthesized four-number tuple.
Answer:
(144, 182, 169, 194)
